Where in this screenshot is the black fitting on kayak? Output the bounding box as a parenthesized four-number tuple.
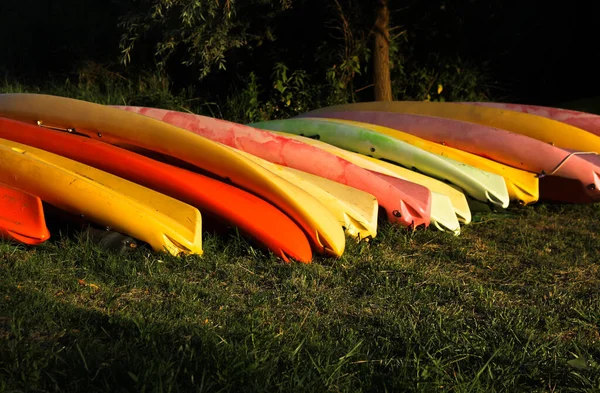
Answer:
(300, 133, 321, 140)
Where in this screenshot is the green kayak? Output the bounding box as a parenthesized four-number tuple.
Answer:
(248, 118, 510, 208)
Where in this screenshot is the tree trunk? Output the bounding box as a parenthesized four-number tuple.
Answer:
(373, 0, 392, 101)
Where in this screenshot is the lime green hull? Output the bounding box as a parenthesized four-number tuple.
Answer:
(249, 118, 510, 208)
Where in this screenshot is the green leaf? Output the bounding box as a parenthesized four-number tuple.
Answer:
(568, 357, 591, 371)
(128, 371, 139, 382)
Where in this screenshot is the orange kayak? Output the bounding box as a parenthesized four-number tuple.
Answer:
(0, 117, 312, 263)
(0, 183, 50, 245)
(0, 93, 345, 257)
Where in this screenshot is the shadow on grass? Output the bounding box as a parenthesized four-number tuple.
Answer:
(1, 203, 600, 392)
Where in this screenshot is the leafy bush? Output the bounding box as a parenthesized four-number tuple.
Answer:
(392, 55, 493, 102)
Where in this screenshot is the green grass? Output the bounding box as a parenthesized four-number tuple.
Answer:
(1, 76, 599, 391)
(1, 203, 599, 392)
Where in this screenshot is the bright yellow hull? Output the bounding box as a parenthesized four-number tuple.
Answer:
(233, 148, 378, 240)
(0, 138, 202, 256)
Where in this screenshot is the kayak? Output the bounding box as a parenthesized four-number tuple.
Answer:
(360, 155, 474, 219)
(300, 110, 600, 203)
(303, 101, 600, 154)
(272, 131, 472, 223)
(0, 117, 313, 262)
(464, 102, 600, 171)
(271, 131, 467, 232)
(292, 117, 539, 206)
(369, 171, 460, 235)
(113, 105, 432, 230)
(0, 93, 345, 257)
(232, 149, 379, 239)
(0, 184, 50, 245)
(248, 117, 511, 208)
(0, 137, 203, 256)
(463, 102, 600, 138)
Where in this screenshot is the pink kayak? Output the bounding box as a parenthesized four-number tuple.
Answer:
(463, 102, 600, 138)
(464, 103, 600, 169)
(297, 110, 600, 204)
(114, 106, 433, 230)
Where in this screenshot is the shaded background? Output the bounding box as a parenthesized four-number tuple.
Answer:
(0, 0, 597, 107)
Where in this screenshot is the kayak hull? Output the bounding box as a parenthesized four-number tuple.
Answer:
(0, 93, 344, 257)
(304, 101, 600, 155)
(0, 138, 203, 256)
(0, 184, 50, 245)
(114, 105, 432, 230)
(248, 117, 512, 208)
(268, 131, 472, 224)
(367, 171, 460, 235)
(232, 147, 379, 240)
(302, 110, 600, 203)
(0, 117, 313, 262)
(463, 102, 600, 138)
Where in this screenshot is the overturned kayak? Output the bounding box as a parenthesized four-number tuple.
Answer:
(300, 110, 599, 203)
(114, 105, 432, 230)
(0, 93, 345, 257)
(248, 117, 511, 208)
(292, 117, 539, 205)
(0, 184, 50, 245)
(0, 138, 203, 256)
(462, 102, 600, 138)
(232, 148, 379, 239)
(0, 117, 313, 262)
(271, 131, 467, 232)
(303, 101, 600, 154)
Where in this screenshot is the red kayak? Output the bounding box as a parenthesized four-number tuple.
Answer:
(0, 183, 50, 245)
(296, 110, 600, 204)
(463, 102, 600, 138)
(114, 106, 433, 230)
(0, 117, 312, 262)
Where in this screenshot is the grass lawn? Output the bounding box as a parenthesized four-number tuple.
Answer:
(1, 202, 599, 392)
(0, 87, 598, 392)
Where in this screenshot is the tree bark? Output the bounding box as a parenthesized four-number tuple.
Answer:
(373, 0, 392, 101)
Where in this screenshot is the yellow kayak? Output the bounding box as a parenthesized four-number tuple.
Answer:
(0, 138, 202, 256)
(234, 149, 378, 239)
(273, 131, 472, 225)
(0, 93, 346, 257)
(321, 118, 540, 206)
(306, 101, 600, 154)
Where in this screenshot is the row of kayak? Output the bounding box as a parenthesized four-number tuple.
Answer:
(0, 93, 598, 262)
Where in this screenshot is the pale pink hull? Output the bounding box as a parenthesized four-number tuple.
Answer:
(301, 110, 600, 203)
(464, 102, 600, 138)
(114, 106, 432, 229)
